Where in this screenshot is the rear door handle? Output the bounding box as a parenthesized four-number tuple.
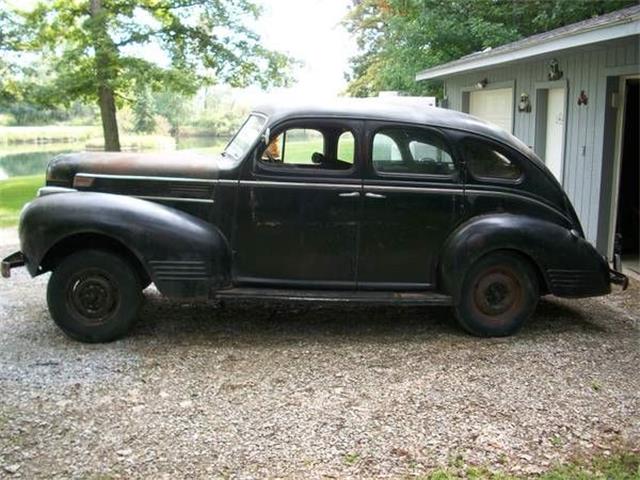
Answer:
(338, 191, 360, 198)
(365, 192, 386, 199)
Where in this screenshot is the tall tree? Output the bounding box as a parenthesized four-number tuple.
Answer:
(3, 0, 293, 150)
(345, 0, 637, 97)
(132, 86, 157, 134)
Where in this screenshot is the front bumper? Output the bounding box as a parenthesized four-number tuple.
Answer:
(1, 251, 25, 278)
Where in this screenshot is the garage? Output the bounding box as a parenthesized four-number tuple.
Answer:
(469, 87, 514, 133)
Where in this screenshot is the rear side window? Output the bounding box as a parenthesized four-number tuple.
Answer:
(462, 138, 522, 181)
(372, 127, 455, 176)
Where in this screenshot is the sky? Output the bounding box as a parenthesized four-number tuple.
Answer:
(241, 0, 357, 103)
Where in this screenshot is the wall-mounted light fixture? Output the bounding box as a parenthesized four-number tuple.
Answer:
(577, 90, 589, 106)
(518, 92, 531, 113)
(548, 59, 563, 81)
(476, 78, 488, 89)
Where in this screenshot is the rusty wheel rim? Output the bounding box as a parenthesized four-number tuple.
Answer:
(66, 269, 119, 325)
(473, 267, 522, 318)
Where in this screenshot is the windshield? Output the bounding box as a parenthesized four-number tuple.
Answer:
(224, 114, 267, 161)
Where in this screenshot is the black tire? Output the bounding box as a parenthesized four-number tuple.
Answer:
(47, 249, 142, 343)
(454, 252, 539, 337)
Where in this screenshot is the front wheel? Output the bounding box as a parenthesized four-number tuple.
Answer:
(47, 249, 142, 343)
(454, 252, 539, 337)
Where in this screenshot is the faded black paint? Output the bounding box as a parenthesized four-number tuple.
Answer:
(5, 100, 624, 300)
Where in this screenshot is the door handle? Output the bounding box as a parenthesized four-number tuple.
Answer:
(365, 192, 386, 199)
(338, 191, 360, 198)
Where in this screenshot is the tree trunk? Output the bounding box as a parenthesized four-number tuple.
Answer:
(98, 85, 120, 151)
(90, 0, 121, 151)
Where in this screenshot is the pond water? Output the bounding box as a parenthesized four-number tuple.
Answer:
(0, 136, 229, 180)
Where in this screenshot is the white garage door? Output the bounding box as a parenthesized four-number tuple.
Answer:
(469, 88, 514, 133)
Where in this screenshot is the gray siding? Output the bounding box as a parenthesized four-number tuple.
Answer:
(443, 37, 639, 250)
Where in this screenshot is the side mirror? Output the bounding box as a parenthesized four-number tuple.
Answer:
(262, 127, 270, 146)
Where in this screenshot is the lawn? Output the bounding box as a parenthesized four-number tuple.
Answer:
(0, 175, 44, 227)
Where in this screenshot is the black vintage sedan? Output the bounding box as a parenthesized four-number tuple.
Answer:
(2, 99, 628, 342)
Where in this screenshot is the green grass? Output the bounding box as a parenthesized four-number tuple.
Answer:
(0, 174, 44, 227)
(538, 453, 640, 480)
(414, 453, 640, 480)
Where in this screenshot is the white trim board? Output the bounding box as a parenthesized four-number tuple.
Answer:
(416, 21, 640, 80)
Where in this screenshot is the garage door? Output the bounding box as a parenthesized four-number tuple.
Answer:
(469, 88, 514, 133)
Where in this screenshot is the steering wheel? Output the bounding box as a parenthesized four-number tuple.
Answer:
(311, 152, 325, 164)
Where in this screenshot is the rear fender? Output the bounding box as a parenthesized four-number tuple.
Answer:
(19, 192, 230, 298)
(439, 214, 610, 298)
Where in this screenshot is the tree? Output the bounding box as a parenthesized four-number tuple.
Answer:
(132, 86, 156, 134)
(345, 0, 637, 97)
(2, 0, 293, 150)
(154, 90, 192, 137)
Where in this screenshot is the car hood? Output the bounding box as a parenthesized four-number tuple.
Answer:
(46, 151, 225, 187)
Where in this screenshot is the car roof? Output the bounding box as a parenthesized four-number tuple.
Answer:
(252, 97, 533, 155)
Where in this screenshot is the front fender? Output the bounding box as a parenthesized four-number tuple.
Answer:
(19, 192, 231, 298)
(440, 214, 610, 298)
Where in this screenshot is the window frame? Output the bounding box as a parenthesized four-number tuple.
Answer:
(460, 134, 526, 185)
(253, 118, 360, 178)
(368, 124, 460, 181)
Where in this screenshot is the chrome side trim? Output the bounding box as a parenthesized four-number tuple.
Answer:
(76, 173, 219, 184)
(134, 195, 214, 204)
(241, 180, 466, 194)
(239, 180, 361, 190)
(365, 184, 463, 194)
(38, 186, 77, 197)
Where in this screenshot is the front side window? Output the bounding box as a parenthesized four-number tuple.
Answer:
(260, 126, 354, 171)
(372, 127, 455, 176)
(463, 138, 522, 181)
(225, 114, 267, 161)
(337, 131, 355, 163)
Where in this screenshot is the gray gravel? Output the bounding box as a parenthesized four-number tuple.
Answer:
(0, 229, 638, 478)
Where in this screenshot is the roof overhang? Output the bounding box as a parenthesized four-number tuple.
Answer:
(416, 13, 640, 81)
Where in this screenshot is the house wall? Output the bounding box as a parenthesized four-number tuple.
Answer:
(443, 36, 639, 252)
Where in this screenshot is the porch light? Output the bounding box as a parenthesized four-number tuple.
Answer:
(518, 92, 531, 113)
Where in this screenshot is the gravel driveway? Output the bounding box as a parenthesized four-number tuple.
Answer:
(1, 227, 638, 478)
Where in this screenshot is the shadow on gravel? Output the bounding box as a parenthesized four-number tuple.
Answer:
(126, 290, 609, 346)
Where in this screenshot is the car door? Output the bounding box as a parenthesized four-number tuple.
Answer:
(358, 122, 464, 289)
(233, 118, 363, 288)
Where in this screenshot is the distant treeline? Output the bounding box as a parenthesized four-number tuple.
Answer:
(0, 87, 248, 139)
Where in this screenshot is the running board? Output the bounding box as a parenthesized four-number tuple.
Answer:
(213, 288, 452, 306)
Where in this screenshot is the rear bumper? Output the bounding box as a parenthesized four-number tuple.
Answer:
(1, 251, 25, 278)
(609, 267, 629, 290)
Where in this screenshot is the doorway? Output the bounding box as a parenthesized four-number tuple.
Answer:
(534, 84, 567, 184)
(614, 78, 639, 274)
(544, 88, 566, 183)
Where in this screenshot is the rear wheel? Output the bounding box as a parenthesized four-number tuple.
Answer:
(47, 249, 142, 343)
(454, 252, 539, 337)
